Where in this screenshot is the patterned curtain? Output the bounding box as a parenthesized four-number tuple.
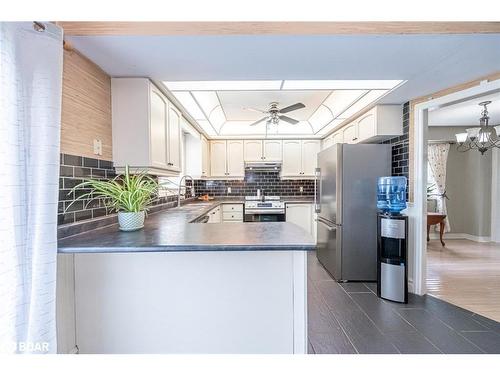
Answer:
(428, 143, 451, 232)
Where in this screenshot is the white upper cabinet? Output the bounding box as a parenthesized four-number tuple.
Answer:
(167, 105, 181, 171)
(244, 140, 282, 161)
(301, 140, 321, 176)
(149, 87, 168, 168)
(210, 140, 244, 178)
(322, 135, 333, 150)
(356, 105, 402, 143)
(226, 140, 244, 177)
(282, 140, 302, 176)
(201, 136, 210, 177)
(112, 78, 183, 176)
(263, 140, 282, 161)
(210, 140, 227, 177)
(332, 132, 343, 145)
(282, 140, 320, 178)
(342, 123, 358, 144)
(244, 140, 263, 161)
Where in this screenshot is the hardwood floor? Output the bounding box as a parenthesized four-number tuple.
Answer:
(307, 251, 500, 354)
(427, 239, 500, 322)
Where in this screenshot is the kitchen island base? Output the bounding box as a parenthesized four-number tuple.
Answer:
(60, 250, 307, 354)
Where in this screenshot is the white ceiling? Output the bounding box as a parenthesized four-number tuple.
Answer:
(66, 33, 500, 136)
(429, 92, 500, 127)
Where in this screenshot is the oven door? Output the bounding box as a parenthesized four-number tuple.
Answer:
(243, 212, 286, 222)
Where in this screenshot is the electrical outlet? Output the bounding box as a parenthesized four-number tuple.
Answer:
(227, 187, 232, 194)
(93, 139, 102, 156)
(299, 186, 304, 193)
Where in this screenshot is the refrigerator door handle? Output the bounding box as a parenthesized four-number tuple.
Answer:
(314, 167, 321, 213)
(316, 217, 336, 231)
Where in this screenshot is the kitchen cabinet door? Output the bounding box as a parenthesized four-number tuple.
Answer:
(226, 140, 244, 177)
(167, 105, 181, 171)
(263, 140, 282, 160)
(357, 111, 376, 143)
(332, 131, 343, 145)
(282, 140, 302, 177)
(210, 141, 227, 177)
(322, 136, 333, 150)
(201, 136, 210, 177)
(149, 87, 168, 169)
(286, 204, 313, 236)
(244, 140, 263, 161)
(343, 123, 358, 144)
(301, 140, 321, 176)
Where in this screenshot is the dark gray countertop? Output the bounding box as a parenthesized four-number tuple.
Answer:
(58, 198, 316, 253)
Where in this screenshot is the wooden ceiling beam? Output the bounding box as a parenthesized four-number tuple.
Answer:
(57, 22, 500, 36)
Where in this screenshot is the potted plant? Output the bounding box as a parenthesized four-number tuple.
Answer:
(66, 166, 159, 231)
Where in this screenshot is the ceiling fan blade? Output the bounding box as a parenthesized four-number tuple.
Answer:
(249, 117, 269, 126)
(244, 107, 268, 114)
(279, 102, 305, 113)
(279, 115, 299, 125)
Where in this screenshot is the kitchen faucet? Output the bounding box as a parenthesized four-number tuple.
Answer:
(178, 175, 195, 207)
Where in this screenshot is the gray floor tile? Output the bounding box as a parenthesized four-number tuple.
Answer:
(363, 282, 378, 294)
(470, 314, 500, 335)
(317, 279, 399, 354)
(461, 331, 500, 354)
(308, 254, 334, 282)
(340, 282, 371, 293)
(308, 281, 357, 354)
(350, 293, 441, 354)
(397, 308, 484, 354)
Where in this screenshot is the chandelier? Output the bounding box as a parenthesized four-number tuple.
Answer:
(455, 101, 500, 155)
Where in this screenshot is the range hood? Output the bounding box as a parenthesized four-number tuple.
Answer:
(244, 161, 282, 172)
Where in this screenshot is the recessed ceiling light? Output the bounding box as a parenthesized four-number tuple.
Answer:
(339, 90, 388, 118)
(282, 80, 403, 90)
(172, 92, 206, 120)
(164, 80, 282, 91)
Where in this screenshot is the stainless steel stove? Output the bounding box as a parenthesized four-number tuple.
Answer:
(244, 195, 285, 222)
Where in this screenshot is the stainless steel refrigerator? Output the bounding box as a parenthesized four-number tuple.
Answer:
(315, 143, 391, 281)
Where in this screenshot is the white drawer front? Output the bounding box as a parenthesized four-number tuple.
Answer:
(223, 212, 243, 221)
(222, 204, 243, 213)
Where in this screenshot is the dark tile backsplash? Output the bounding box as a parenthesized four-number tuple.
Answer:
(381, 101, 409, 179)
(58, 153, 182, 226)
(194, 170, 316, 197)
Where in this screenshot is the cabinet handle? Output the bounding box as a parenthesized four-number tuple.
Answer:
(352, 137, 358, 141)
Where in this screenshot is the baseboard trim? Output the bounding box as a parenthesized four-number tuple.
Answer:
(429, 232, 491, 243)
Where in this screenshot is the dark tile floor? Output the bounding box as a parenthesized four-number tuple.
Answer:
(307, 251, 500, 354)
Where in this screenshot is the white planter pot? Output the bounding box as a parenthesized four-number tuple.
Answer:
(118, 211, 145, 231)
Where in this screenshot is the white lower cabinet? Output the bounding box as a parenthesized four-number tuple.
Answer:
(207, 206, 222, 223)
(286, 203, 316, 241)
(222, 204, 244, 222)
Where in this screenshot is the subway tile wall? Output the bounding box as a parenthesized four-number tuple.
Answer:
(194, 171, 316, 197)
(58, 154, 180, 226)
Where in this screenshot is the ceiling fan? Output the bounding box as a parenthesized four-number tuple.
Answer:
(245, 102, 306, 126)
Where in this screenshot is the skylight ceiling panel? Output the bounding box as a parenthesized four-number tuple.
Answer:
(209, 106, 226, 132)
(315, 118, 344, 136)
(172, 92, 206, 120)
(339, 90, 388, 119)
(282, 80, 403, 90)
(277, 121, 313, 135)
(309, 105, 333, 132)
(163, 80, 282, 91)
(192, 91, 221, 117)
(197, 120, 217, 136)
(220, 121, 267, 135)
(323, 90, 368, 118)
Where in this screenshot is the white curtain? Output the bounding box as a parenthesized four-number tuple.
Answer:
(0, 22, 63, 354)
(428, 143, 451, 232)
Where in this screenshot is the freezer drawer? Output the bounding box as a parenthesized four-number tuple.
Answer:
(316, 217, 341, 280)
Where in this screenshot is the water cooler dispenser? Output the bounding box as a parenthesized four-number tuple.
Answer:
(376, 177, 408, 304)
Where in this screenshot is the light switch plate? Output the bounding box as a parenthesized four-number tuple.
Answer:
(93, 139, 102, 156)
(227, 187, 232, 193)
(299, 186, 303, 193)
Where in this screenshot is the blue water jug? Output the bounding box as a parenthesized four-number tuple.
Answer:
(377, 176, 407, 214)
